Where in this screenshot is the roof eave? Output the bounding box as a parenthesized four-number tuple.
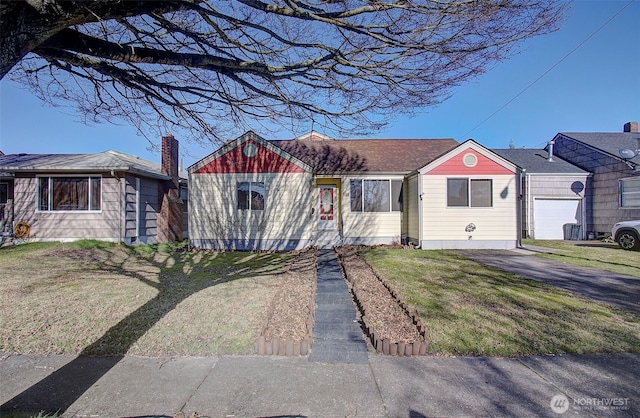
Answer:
(0, 166, 171, 180)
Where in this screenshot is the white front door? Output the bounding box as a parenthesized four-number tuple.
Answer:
(318, 185, 337, 230)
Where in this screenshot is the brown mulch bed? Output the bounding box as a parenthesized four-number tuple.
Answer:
(260, 247, 317, 341)
(336, 246, 422, 344)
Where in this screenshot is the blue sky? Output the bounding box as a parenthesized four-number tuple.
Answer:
(1, 0, 639, 168)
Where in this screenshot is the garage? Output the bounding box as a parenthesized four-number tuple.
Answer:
(533, 198, 582, 239)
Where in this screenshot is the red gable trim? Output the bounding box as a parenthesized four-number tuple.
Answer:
(424, 149, 514, 175)
(418, 140, 516, 175)
(193, 140, 307, 174)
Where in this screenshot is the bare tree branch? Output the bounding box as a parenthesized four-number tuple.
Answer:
(2, 0, 568, 144)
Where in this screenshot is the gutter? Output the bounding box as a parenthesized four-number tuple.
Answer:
(0, 166, 172, 181)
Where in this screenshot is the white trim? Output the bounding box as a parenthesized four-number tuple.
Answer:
(463, 153, 478, 167)
(348, 178, 403, 213)
(237, 181, 266, 211)
(419, 140, 517, 174)
(446, 177, 493, 208)
(619, 176, 640, 208)
(525, 172, 591, 177)
(420, 239, 517, 250)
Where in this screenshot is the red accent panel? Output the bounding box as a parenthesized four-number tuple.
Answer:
(194, 140, 307, 173)
(425, 150, 513, 175)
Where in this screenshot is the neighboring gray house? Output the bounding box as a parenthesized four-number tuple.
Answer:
(493, 148, 590, 240)
(551, 122, 640, 238)
(0, 135, 187, 244)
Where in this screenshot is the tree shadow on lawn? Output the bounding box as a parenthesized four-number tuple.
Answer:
(536, 249, 640, 275)
(1, 246, 293, 415)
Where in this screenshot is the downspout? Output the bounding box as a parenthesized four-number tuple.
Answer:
(517, 168, 525, 248)
(111, 170, 123, 244)
(527, 171, 532, 239)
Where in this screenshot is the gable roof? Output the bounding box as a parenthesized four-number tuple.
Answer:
(556, 132, 640, 165)
(189, 131, 313, 174)
(0, 150, 176, 180)
(273, 138, 459, 174)
(492, 149, 589, 174)
(418, 139, 517, 175)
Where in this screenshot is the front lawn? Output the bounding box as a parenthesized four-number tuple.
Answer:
(361, 248, 640, 357)
(0, 241, 294, 356)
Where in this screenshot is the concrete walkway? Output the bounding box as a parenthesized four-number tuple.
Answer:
(2, 352, 638, 417)
(308, 250, 368, 363)
(456, 248, 640, 313)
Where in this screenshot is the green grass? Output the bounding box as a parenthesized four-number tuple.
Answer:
(362, 248, 640, 357)
(523, 239, 640, 279)
(0, 412, 60, 418)
(0, 241, 291, 356)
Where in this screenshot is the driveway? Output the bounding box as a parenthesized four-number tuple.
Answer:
(455, 249, 640, 314)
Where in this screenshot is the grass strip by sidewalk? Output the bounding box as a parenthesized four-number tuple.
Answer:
(523, 239, 640, 279)
(0, 241, 291, 356)
(362, 248, 640, 357)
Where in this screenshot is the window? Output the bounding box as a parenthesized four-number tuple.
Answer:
(470, 179, 492, 207)
(180, 186, 188, 201)
(237, 182, 265, 210)
(350, 179, 403, 212)
(447, 178, 468, 207)
(38, 177, 101, 211)
(0, 183, 7, 205)
(620, 177, 640, 207)
(447, 178, 493, 207)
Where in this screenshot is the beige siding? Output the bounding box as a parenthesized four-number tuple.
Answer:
(405, 175, 419, 243)
(13, 174, 122, 241)
(189, 172, 313, 247)
(422, 174, 517, 242)
(340, 175, 404, 243)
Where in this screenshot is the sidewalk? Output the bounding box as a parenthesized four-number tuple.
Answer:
(2, 352, 639, 417)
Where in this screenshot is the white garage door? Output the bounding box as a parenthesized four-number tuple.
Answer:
(534, 199, 581, 239)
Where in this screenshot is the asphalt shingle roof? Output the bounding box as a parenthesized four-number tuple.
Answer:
(559, 132, 640, 165)
(0, 150, 175, 180)
(272, 138, 459, 174)
(491, 149, 588, 174)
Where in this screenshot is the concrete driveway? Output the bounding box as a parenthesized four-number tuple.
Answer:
(455, 248, 640, 314)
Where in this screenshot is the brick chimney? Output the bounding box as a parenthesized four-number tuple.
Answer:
(158, 134, 183, 243)
(624, 122, 638, 133)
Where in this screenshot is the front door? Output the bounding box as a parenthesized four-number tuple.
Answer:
(318, 185, 337, 230)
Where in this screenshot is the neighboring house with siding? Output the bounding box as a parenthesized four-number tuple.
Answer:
(188, 131, 520, 250)
(551, 122, 640, 237)
(0, 135, 186, 244)
(492, 148, 590, 240)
